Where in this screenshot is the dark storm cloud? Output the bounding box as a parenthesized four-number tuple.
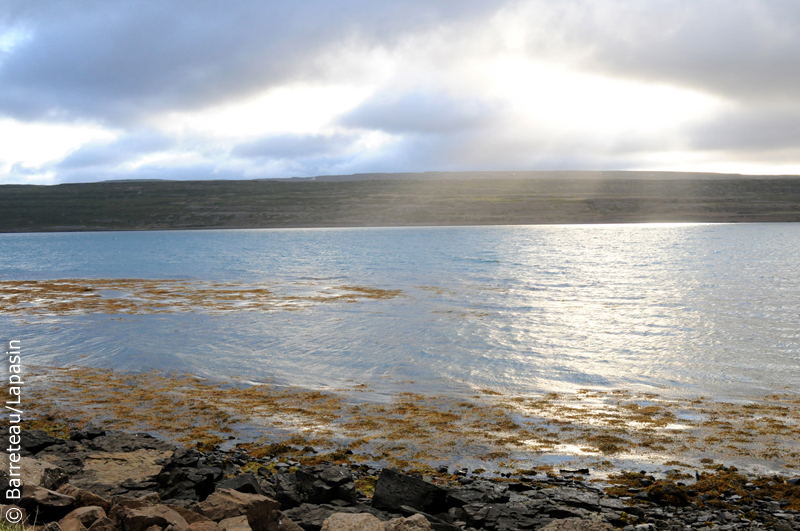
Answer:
(519, 0, 800, 104)
(57, 131, 175, 169)
(0, 0, 497, 125)
(232, 133, 358, 160)
(339, 90, 505, 134)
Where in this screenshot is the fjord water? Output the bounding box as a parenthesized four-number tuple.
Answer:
(1, 223, 798, 401)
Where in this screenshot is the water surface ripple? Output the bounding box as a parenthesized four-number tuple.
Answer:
(1, 223, 798, 400)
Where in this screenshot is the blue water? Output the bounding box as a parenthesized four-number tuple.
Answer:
(1, 223, 799, 400)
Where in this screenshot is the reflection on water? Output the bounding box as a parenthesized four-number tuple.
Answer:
(1, 223, 798, 401)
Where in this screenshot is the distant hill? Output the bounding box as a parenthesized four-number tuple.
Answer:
(304, 170, 798, 182)
(2, 172, 800, 232)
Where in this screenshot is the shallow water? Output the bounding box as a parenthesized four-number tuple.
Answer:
(2, 223, 799, 401)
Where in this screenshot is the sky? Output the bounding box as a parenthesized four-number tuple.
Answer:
(2, 1, 800, 185)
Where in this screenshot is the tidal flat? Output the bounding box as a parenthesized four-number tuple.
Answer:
(26, 364, 800, 481)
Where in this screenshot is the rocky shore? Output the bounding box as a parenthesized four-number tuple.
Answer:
(2, 429, 799, 531)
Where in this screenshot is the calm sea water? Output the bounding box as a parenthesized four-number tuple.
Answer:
(1, 224, 799, 401)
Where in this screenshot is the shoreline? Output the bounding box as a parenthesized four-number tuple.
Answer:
(4, 423, 799, 531)
(23, 366, 800, 480)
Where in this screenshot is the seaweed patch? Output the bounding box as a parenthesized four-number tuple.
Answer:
(24, 366, 800, 476)
(0, 279, 402, 315)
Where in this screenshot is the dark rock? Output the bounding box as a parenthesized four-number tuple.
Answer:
(21, 430, 66, 455)
(18, 485, 76, 522)
(158, 462, 218, 503)
(544, 505, 588, 520)
(161, 480, 200, 503)
(371, 468, 447, 514)
(316, 466, 351, 487)
(447, 506, 467, 521)
(294, 465, 356, 506)
(446, 489, 487, 508)
(70, 429, 107, 442)
(507, 482, 534, 492)
(219, 473, 265, 496)
(121, 479, 159, 491)
(461, 503, 489, 527)
(333, 482, 356, 505)
(34, 450, 87, 477)
(282, 503, 348, 531)
(598, 498, 627, 512)
(172, 448, 204, 468)
(275, 472, 303, 509)
(462, 501, 545, 531)
(259, 481, 277, 499)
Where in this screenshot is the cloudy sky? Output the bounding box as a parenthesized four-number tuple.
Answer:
(2, 1, 800, 185)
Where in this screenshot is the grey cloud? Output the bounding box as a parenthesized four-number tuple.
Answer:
(0, 0, 499, 125)
(57, 131, 176, 169)
(518, 0, 800, 104)
(232, 133, 358, 160)
(689, 105, 800, 153)
(339, 90, 505, 134)
(339, 125, 655, 175)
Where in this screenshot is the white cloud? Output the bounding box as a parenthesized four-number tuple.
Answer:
(0, 118, 115, 180)
(153, 83, 374, 140)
